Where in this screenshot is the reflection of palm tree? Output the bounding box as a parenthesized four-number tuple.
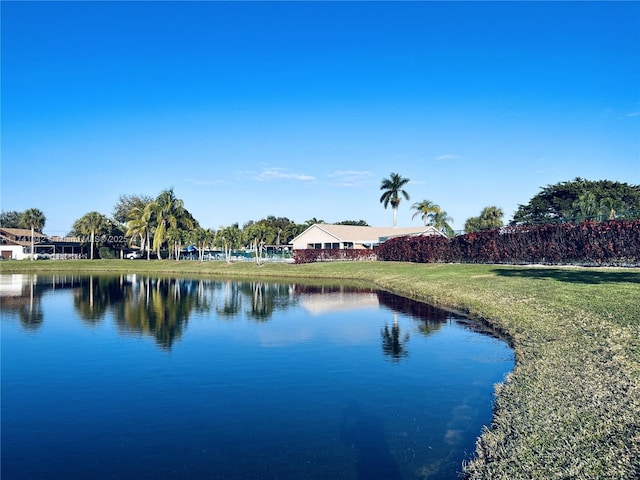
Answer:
(73, 276, 123, 323)
(19, 276, 43, 330)
(381, 313, 410, 361)
(247, 282, 270, 320)
(417, 318, 444, 336)
(240, 281, 294, 321)
(216, 281, 241, 317)
(115, 276, 210, 350)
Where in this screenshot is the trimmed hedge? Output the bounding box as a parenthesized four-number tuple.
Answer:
(376, 220, 640, 266)
(293, 248, 377, 264)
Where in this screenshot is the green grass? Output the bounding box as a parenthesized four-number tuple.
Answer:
(3, 259, 640, 479)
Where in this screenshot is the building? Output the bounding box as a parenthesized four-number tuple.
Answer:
(0, 228, 86, 260)
(291, 224, 447, 250)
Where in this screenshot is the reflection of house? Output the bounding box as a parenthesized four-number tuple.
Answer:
(0, 227, 86, 259)
(300, 291, 380, 315)
(291, 224, 447, 250)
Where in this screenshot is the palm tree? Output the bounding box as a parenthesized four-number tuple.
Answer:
(430, 210, 455, 237)
(572, 192, 598, 222)
(19, 208, 46, 261)
(303, 217, 325, 227)
(479, 206, 504, 229)
(411, 199, 441, 226)
(281, 222, 305, 245)
(166, 227, 184, 260)
(126, 203, 154, 260)
(244, 222, 275, 265)
(73, 211, 109, 260)
(380, 173, 410, 227)
(149, 188, 194, 259)
(464, 206, 503, 233)
(599, 197, 624, 221)
(216, 224, 242, 263)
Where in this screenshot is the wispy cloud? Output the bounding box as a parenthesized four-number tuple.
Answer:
(625, 111, 639, 117)
(253, 167, 315, 182)
(328, 170, 375, 187)
(435, 154, 461, 161)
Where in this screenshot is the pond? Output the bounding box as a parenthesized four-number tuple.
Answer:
(1, 274, 513, 480)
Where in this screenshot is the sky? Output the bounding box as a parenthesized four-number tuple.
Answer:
(2, 1, 639, 236)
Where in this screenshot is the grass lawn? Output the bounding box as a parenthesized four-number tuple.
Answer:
(2, 259, 639, 479)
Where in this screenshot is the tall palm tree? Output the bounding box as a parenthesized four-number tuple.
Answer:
(149, 188, 194, 259)
(411, 199, 441, 226)
(74, 211, 109, 260)
(19, 208, 46, 261)
(380, 173, 410, 227)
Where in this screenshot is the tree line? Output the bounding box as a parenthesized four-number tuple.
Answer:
(2, 177, 638, 260)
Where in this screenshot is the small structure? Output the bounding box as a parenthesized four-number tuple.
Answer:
(291, 224, 447, 250)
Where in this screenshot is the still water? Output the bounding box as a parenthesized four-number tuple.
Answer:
(1, 274, 513, 480)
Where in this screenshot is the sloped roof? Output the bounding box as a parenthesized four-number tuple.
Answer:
(0, 227, 48, 238)
(0, 228, 49, 246)
(292, 224, 446, 244)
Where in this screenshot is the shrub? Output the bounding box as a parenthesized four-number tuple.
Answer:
(293, 249, 376, 264)
(376, 220, 640, 266)
(98, 247, 116, 259)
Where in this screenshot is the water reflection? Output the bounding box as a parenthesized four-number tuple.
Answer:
(1, 274, 496, 355)
(381, 313, 410, 362)
(1, 273, 514, 480)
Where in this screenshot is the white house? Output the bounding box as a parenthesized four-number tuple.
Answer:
(0, 228, 86, 259)
(291, 224, 447, 250)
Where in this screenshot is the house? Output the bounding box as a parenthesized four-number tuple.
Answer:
(291, 224, 447, 250)
(0, 228, 49, 260)
(0, 228, 86, 260)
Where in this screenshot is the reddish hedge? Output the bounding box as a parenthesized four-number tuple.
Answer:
(293, 248, 377, 264)
(376, 220, 640, 266)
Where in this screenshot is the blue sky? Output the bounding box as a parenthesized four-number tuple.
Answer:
(2, 1, 639, 236)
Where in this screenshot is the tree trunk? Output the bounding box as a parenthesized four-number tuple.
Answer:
(30, 226, 35, 261)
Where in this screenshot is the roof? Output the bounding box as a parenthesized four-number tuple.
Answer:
(0, 229, 85, 246)
(0, 227, 48, 238)
(0, 227, 49, 246)
(292, 224, 447, 244)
